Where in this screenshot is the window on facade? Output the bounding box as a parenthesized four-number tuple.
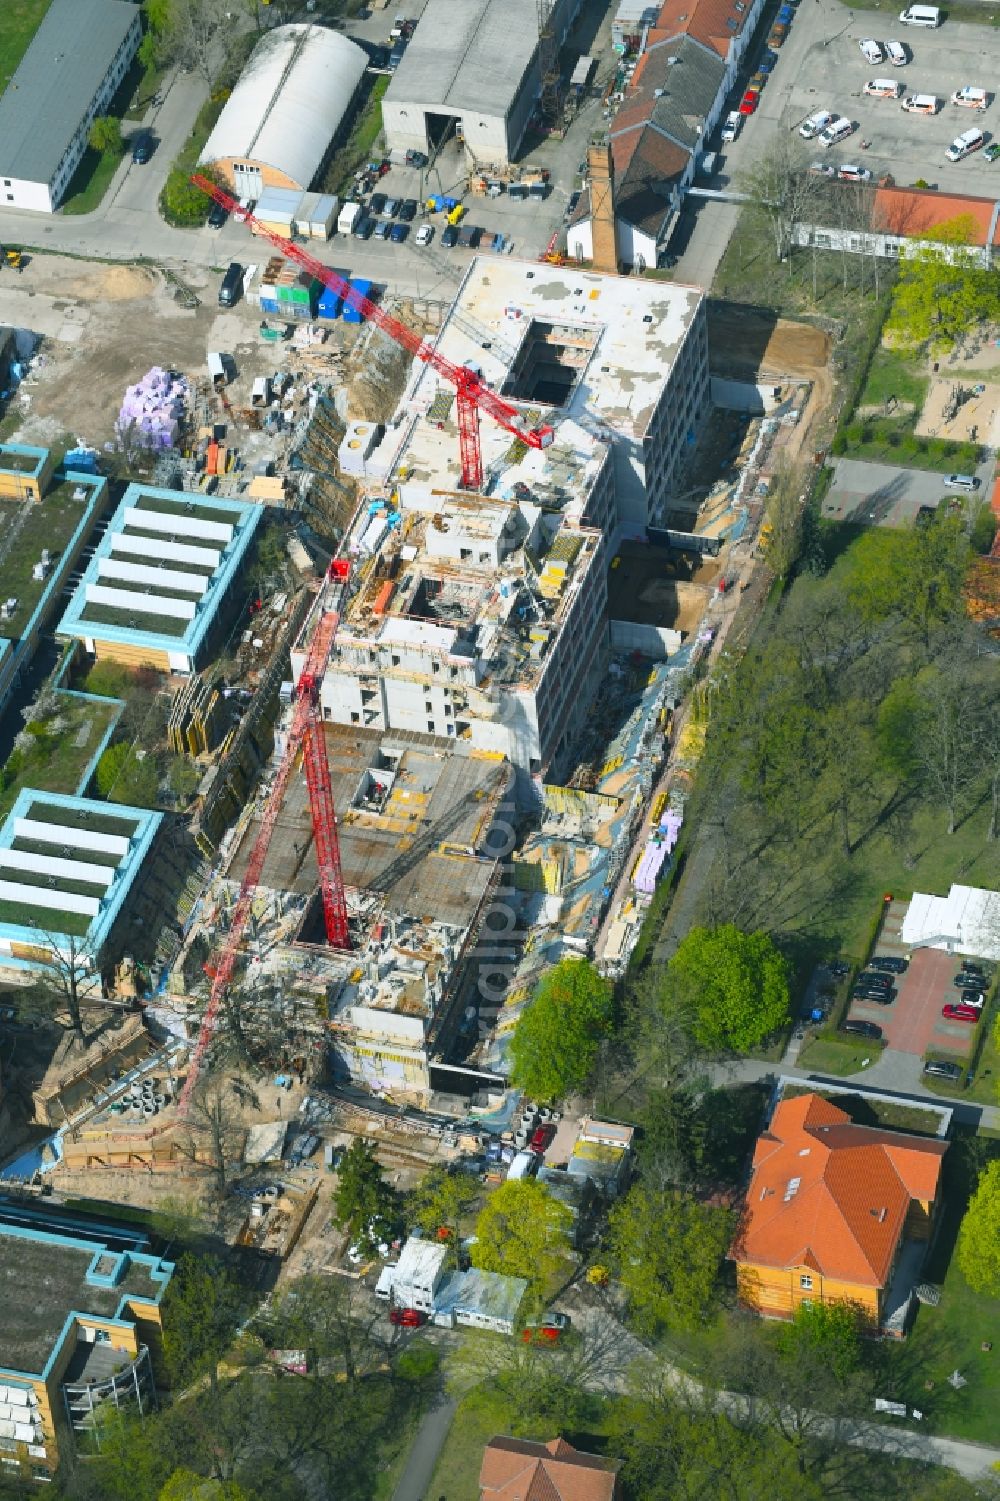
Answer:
(799, 1274, 813, 1290)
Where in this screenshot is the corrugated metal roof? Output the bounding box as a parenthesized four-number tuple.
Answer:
(200, 24, 367, 190)
(385, 0, 542, 117)
(0, 0, 139, 186)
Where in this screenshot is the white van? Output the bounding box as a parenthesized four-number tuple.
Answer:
(899, 4, 940, 23)
(951, 86, 988, 110)
(819, 117, 854, 147)
(946, 127, 985, 161)
(799, 108, 834, 139)
(901, 94, 939, 114)
(864, 78, 902, 99)
(721, 110, 742, 142)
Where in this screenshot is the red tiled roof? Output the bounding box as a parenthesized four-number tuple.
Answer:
(873, 185, 1000, 246)
(649, 0, 753, 58)
(480, 1438, 620, 1501)
(733, 1095, 947, 1289)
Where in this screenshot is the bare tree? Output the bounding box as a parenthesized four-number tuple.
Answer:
(27, 932, 129, 1046)
(742, 137, 823, 264)
(177, 1073, 257, 1199)
(762, 457, 808, 582)
(158, 0, 235, 88)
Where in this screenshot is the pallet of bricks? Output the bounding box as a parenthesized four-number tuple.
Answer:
(259, 258, 322, 321)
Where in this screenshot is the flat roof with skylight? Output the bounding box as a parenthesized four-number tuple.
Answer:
(0, 790, 161, 967)
(56, 485, 263, 673)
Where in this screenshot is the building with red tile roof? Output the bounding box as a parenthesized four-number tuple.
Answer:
(571, 0, 766, 267)
(794, 183, 1000, 268)
(479, 1437, 621, 1501)
(731, 1092, 947, 1332)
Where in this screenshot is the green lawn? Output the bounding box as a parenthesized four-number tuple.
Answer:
(796, 1035, 886, 1076)
(0, 0, 51, 86)
(781, 1084, 944, 1135)
(0, 482, 100, 641)
(860, 347, 930, 411)
(0, 694, 122, 818)
(61, 146, 123, 216)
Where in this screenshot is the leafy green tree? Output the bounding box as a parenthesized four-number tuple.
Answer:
(848, 509, 970, 649)
(161, 168, 213, 227)
(668, 924, 789, 1053)
(95, 742, 159, 805)
(160, 1474, 258, 1501)
(84, 659, 131, 698)
(958, 1159, 1000, 1295)
(161, 1253, 249, 1394)
(886, 215, 1000, 352)
(509, 958, 614, 1103)
(406, 1165, 478, 1240)
(89, 115, 123, 155)
(777, 1299, 863, 1383)
(332, 1138, 395, 1251)
(472, 1179, 573, 1305)
(607, 1186, 733, 1335)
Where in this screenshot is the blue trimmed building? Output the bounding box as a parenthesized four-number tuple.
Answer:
(0, 790, 161, 975)
(0, 1204, 173, 1477)
(56, 484, 264, 675)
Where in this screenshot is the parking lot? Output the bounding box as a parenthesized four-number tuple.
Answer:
(780, 12, 1000, 193)
(846, 936, 992, 1061)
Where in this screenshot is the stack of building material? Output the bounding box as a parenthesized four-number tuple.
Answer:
(118, 367, 190, 450)
(259, 261, 323, 319)
(168, 670, 230, 756)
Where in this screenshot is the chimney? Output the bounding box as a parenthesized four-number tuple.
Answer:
(587, 138, 618, 275)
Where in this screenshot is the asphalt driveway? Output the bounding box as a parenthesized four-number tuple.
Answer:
(823, 458, 993, 526)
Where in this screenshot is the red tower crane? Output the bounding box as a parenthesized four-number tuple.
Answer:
(174, 559, 351, 1117)
(190, 176, 556, 490)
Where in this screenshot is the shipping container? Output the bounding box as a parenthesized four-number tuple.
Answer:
(343, 278, 372, 323)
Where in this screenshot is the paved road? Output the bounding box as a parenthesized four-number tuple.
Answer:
(824, 456, 995, 526)
(391, 1392, 457, 1501)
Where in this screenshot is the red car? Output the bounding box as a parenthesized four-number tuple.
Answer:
(942, 1003, 980, 1023)
(521, 1314, 569, 1343)
(389, 1306, 426, 1327)
(530, 1124, 556, 1155)
(739, 91, 760, 115)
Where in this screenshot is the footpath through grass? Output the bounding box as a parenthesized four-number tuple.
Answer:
(0, 0, 51, 86)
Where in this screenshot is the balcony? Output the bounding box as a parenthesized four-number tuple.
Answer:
(62, 1342, 156, 1450)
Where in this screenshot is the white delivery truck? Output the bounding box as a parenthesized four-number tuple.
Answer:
(338, 200, 362, 235)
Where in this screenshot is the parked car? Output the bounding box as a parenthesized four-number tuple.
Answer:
(951, 86, 988, 109)
(819, 117, 855, 147)
(131, 133, 153, 165)
(374, 220, 391, 239)
(530, 1124, 556, 1154)
(389, 1307, 426, 1327)
(885, 39, 908, 63)
(398, 198, 418, 221)
(721, 110, 742, 142)
(521, 1313, 570, 1343)
(749, 70, 768, 91)
(960, 990, 986, 1007)
(954, 971, 983, 986)
(809, 160, 837, 176)
(369, 192, 387, 216)
(864, 78, 902, 99)
(838, 164, 873, 182)
(843, 1019, 882, 1038)
(390, 222, 409, 242)
(946, 128, 985, 162)
(943, 472, 980, 489)
(871, 956, 908, 973)
(767, 23, 788, 46)
(943, 1003, 981, 1022)
(384, 196, 401, 218)
(739, 90, 760, 114)
(441, 225, 459, 247)
(985, 143, 1000, 161)
(852, 986, 896, 1003)
(800, 109, 835, 139)
(207, 200, 228, 228)
(923, 1059, 963, 1080)
(758, 49, 778, 73)
(406, 149, 428, 167)
(353, 216, 375, 239)
(858, 970, 892, 986)
(415, 223, 434, 246)
(859, 38, 885, 62)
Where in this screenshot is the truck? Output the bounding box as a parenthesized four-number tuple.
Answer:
(337, 201, 362, 235)
(570, 55, 596, 95)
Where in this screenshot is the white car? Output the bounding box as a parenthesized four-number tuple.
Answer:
(819, 117, 855, 147)
(943, 473, 980, 490)
(864, 78, 902, 99)
(951, 86, 988, 109)
(885, 39, 908, 64)
(946, 127, 985, 161)
(808, 160, 836, 176)
(838, 163, 873, 182)
(415, 223, 434, 246)
(859, 38, 884, 63)
(721, 110, 742, 142)
(799, 109, 835, 139)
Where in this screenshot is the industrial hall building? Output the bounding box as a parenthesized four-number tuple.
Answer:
(382, 0, 582, 167)
(0, 0, 141, 214)
(199, 24, 368, 199)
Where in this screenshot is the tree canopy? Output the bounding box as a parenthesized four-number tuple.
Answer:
(958, 1159, 1000, 1296)
(472, 1179, 573, 1304)
(332, 1138, 396, 1250)
(885, 215, 1000, 352)
(607, 1185, 733, 1335)
(89, 116, 123, 155)
(668, 923, 789, 1052)
(406, 1165, 479, 1240)
(509, 957, 614, 1103)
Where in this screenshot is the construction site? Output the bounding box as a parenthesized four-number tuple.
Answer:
(0, 173, 824, 1242)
